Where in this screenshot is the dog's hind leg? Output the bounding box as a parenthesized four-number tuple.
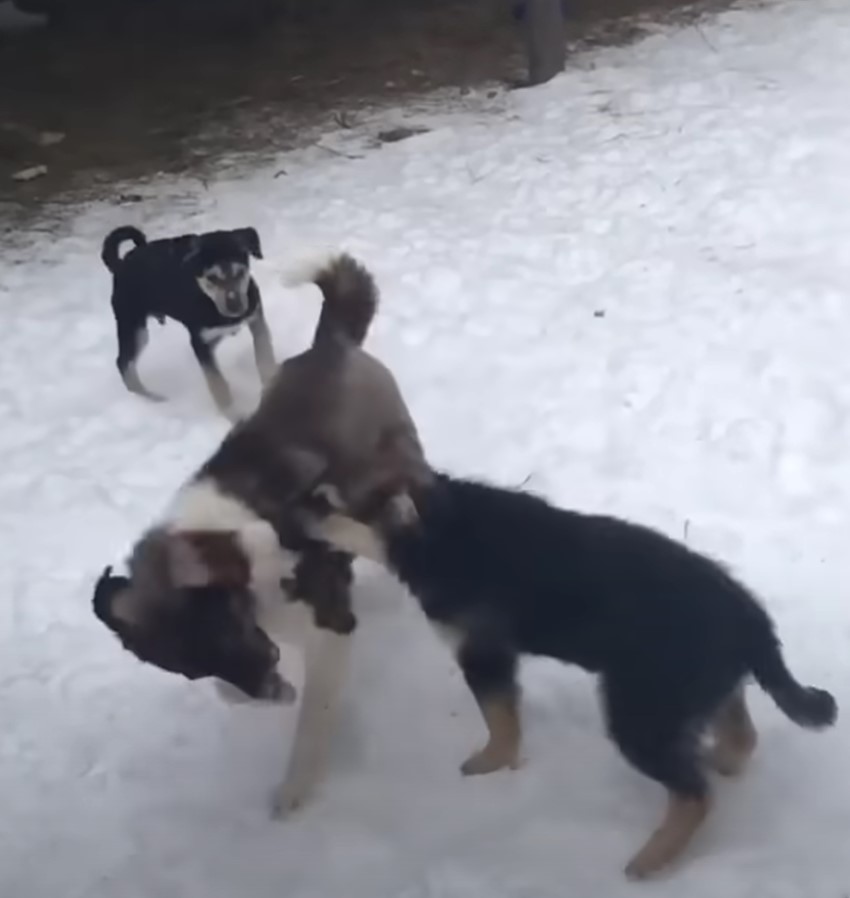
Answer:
(189, 333, 237, 421)
(248, 308, 277, 387)
(603, 678, 710, 879)
(707, 684, 758, 777)
(624, 786, 709, 881)
(116, 313, 165, 402)
(454, 628, 522, 776)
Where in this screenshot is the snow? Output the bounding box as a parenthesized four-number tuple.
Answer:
(3, 0, 850, 894)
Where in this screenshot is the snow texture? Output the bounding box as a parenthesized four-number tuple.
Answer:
(3, 0, 850, 894)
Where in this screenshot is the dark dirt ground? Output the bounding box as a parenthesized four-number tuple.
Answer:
(0, 0, 734, 220)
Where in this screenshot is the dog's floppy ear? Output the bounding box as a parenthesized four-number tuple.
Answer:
(233, 227, 263, 260)
(168, 531, 251, 588)
(92, 566, 142, 632)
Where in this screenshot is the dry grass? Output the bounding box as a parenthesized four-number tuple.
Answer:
(0, 0, 736, 212)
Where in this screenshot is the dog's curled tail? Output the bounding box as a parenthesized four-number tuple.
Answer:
(284, 251, 378, 348)
(101, 226, 147, 273)
(748, 609, 837, 729)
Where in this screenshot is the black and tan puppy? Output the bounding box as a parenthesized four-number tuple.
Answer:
(102, 225, 276, 419)
(93, 252, 432, 817)
(301, 474, 838, 879)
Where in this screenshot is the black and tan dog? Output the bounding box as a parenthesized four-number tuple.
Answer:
(93, 252, 432, 816)
(300, 474, 838, 879)
(102, 225, 275, 419)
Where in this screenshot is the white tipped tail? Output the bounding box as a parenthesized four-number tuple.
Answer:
(280, 248, 344, 289)
(283, 250, 379, 348)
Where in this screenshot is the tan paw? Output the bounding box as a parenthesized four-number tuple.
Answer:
(270, 783, 309, 820)
(460, 745, 520, 776)
(623, 795, 709, 880)
(624, 851, 657, 881)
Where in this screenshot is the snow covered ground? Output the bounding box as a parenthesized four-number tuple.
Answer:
(3, 0, 850, 894)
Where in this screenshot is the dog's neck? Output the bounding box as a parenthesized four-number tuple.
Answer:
(162, 477, 355, 645)
(194, 423, 328, 546)
(165, 476, 298, 587)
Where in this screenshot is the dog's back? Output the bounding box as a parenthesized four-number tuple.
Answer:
(102, 227, 198, 286)
(251, 254, 429, 505)
(389, 477, 768, 670)
(199, 252, 429, 519)
(385, 474, 835, 724)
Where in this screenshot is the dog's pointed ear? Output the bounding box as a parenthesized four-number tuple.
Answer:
(168, 532, 251, 588)
(234, 227, 263, 260)
(92, 566, 141, 631)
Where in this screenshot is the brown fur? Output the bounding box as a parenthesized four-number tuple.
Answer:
(93, 253, 431, 698)
(708, 687, 758, 776)
(625, 794, 711, 879)
(460, 691, 522, 776)
(175, 531, 253, 587)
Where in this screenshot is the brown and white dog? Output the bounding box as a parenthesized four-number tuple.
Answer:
(93, 252, 432, 816)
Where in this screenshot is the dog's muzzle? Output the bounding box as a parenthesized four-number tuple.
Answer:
(260, 670, 297, 703)
(215, 671, 296, 705)
(224, 293, 246, 316)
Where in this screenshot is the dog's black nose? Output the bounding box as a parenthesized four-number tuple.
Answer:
(225, 294, 242, 314)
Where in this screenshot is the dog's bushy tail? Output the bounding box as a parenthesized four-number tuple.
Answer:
(102, 226, 147, 273)
(747, 606, 837, 729)
(284, 252, 378, 348)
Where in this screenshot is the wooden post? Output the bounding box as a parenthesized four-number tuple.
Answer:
(522, 0, 566, 86)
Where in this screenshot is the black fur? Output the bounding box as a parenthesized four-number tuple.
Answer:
(290, 548, 357, 636)
(102, 225, 147, 273)
(375, 474, 837, 798)
(101, 224, 268, 413)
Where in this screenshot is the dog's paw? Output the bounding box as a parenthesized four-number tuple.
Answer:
(270, 783, 310, 820)
(624, 853, 656, 881)
(460, 745, 521, 777)
(623, 842, 678, 881)
(127, 383, 167, 403)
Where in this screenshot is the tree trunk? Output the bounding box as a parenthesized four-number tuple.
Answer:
(523, 0, 566, 85)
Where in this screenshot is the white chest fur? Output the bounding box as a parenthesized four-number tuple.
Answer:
(166, 477, 299, 585)
(200, 315, 253, 344)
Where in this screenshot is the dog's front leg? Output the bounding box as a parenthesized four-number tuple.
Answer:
(189, 333, 238, 421)
(271, 624, 352, 819)
(248, 309, 277, 387)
